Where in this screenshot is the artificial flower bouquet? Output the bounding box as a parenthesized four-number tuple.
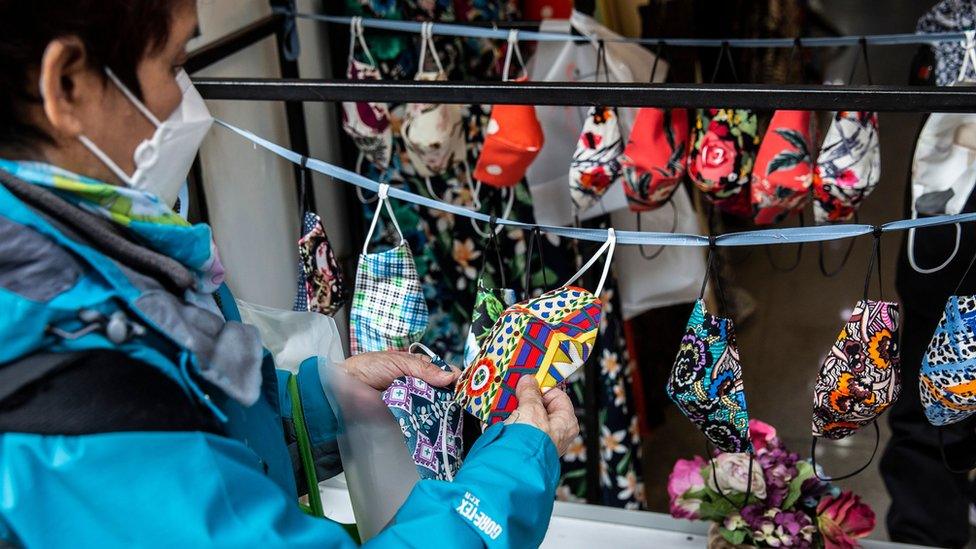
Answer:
(668, 420, 875, 549)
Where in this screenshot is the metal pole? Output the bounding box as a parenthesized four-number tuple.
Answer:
(193, 78, 976, 112)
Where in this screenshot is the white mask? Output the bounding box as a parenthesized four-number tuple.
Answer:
(77, 68, 213, 206)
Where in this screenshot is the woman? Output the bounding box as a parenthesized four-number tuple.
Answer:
(0, 1, 578, 546)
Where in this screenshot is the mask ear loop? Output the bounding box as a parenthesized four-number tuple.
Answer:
(862, 225, 884, 302)
(811, 420, 881, 481)
(847, 37, 873, 86)
(475, 215, 509, 289)
(764, 212, 805, 272)
(818, 212, 859, 277)
(705, 440, 756, 510)
(699, 237, 729, 314)
(956, 30, 976, 84)
(710, 41, 739, 84)
(501, 29, 526, 82)
(563, 228, 616, 297)
(637, 199, 678, 261)
(523, 226, 551, 299)
(786, 37, 804, 84)
(650, 40, 667, 82)
(417, 22, 446, 78)
(349, 17, 378, 68)
(297, 155, 310, 218)
(361, 183, 405, 255)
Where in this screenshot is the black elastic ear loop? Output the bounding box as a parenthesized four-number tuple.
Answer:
(297, 155, 310, 218)
(699, 237, 729, 313)
(786, 37, 804, 84)
(650, 40, 667, 83)
(952, 248, 976, 296)
(523, 226, 550, 298)
(764, 212, 806, 272)
(637, 199, 678, 261)
(818, 212, 859, 277)
(710, 41, 739, 84)
(477, 215, 508, 289)
(862, 226, 884, 301)
(811, 421, 881, 481)
(595, 39, 610, 84)
(706, 440, 756, 509)
(847, 37, 873, 86)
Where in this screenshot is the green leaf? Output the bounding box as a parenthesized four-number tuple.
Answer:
(775, 128, 811, 157)
(783, 461, 815, 510)
(721, 527, 748, 546)
(697, 498, 737, 522)
(767, 152, 806, 175)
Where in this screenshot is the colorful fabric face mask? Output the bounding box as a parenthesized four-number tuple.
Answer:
(920, 253, 976, 426)
(341, 17, 393, 169)
(382, 343, 463, 481)
(812, 111, 881, 224)
(750, 110, 814, 225)
(456, 229, 616, 425)
(297, 211, 347, 316)
(620, 107, 689, 212)
(813, 236, 900, 443)
(400, 23, 465, 178)
(666, 249, 752, 454)
(569, 106, 624, 213)
(463, 275, 518, 373)
(349, 185, 429, 354)
(473, 33, 544, 188)
(688, 108, 760, 219)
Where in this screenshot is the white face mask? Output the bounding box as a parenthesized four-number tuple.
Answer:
(77, 68, 213, 206)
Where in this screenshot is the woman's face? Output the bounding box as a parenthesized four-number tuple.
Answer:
(36, 1, 199, 185)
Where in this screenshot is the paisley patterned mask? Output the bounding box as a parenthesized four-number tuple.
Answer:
(750, 110, 814, 225)
(688, 108, 760, 219)
(383, 343, 463, 481)
(666, 249, 752, 454)
(456, 230, 616, 425)
(568, 106, 624, 213)
(621, 107, 689, 212)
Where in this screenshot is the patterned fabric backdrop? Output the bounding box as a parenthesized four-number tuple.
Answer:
(341, 0, 645, 508)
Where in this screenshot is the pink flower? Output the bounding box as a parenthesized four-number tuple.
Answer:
(668, 456, 706, 519)
(748, 419, 778, 452)
(817, 491, 876, 549)
(695, 133, 738, 183)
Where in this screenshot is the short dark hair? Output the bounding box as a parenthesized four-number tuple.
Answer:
(0, 0, 188, 152)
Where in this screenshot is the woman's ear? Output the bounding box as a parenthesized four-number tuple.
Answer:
(39, 36, 96, 138)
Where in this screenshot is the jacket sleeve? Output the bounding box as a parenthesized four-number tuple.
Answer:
(0, 431, 358, 549)
(366, 422, 560, 548)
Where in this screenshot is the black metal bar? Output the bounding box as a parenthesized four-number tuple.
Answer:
(271, 3, 315, 216)
(185, 14, 281, 74)
(193, 78, 976, 112)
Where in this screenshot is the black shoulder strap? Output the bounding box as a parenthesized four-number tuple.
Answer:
(0, 352, 82, 403)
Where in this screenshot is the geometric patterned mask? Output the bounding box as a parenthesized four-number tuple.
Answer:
(382, 343, 463, 481)
(921, 294, 976, 427)
(456, 230, 616, 425)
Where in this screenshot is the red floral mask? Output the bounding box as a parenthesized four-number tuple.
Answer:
(688, 109, 760, 218)
(751, 110, 814, 225)
(620, 108, 689, 211)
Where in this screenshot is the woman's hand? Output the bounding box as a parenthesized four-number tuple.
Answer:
(344, 351, 460, 391)
(506, 376, 579, 456)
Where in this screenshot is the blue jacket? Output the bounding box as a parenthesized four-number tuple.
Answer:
(0, 178, 559, 547)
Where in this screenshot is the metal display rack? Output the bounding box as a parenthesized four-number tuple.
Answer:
(186, 8, 976, 508)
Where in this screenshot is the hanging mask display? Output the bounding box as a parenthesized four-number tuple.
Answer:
(621, 107, 689, 212)
(349, 184, 429, 355)
(473, 31, 544, 188)
(687, 108, 760, 219)
(456, 229, 616, 425)
(341, 17, 393, 170)
(569, 106, 624, 213)
(667, 246, 753, 454)
(463, 220, 518, 372)
(812, 111, 881, 224)
(812, 231, 899, 479)
(750, 110, 814, 225)
(298, 211, 347, 316)
(920, 254, 976, 427)
(382, 343, 464, 481)
(400, 23, 465, 179)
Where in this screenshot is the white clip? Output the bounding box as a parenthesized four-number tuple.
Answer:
(377, 182, 390, 200)
(507, 29, 519, 46)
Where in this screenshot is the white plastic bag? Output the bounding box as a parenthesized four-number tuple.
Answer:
(525, 12, 664, 225)
(235, 300, 418, 541)
(610, 187, 706, 319)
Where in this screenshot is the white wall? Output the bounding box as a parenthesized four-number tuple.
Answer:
(190, 0, 350, 342)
